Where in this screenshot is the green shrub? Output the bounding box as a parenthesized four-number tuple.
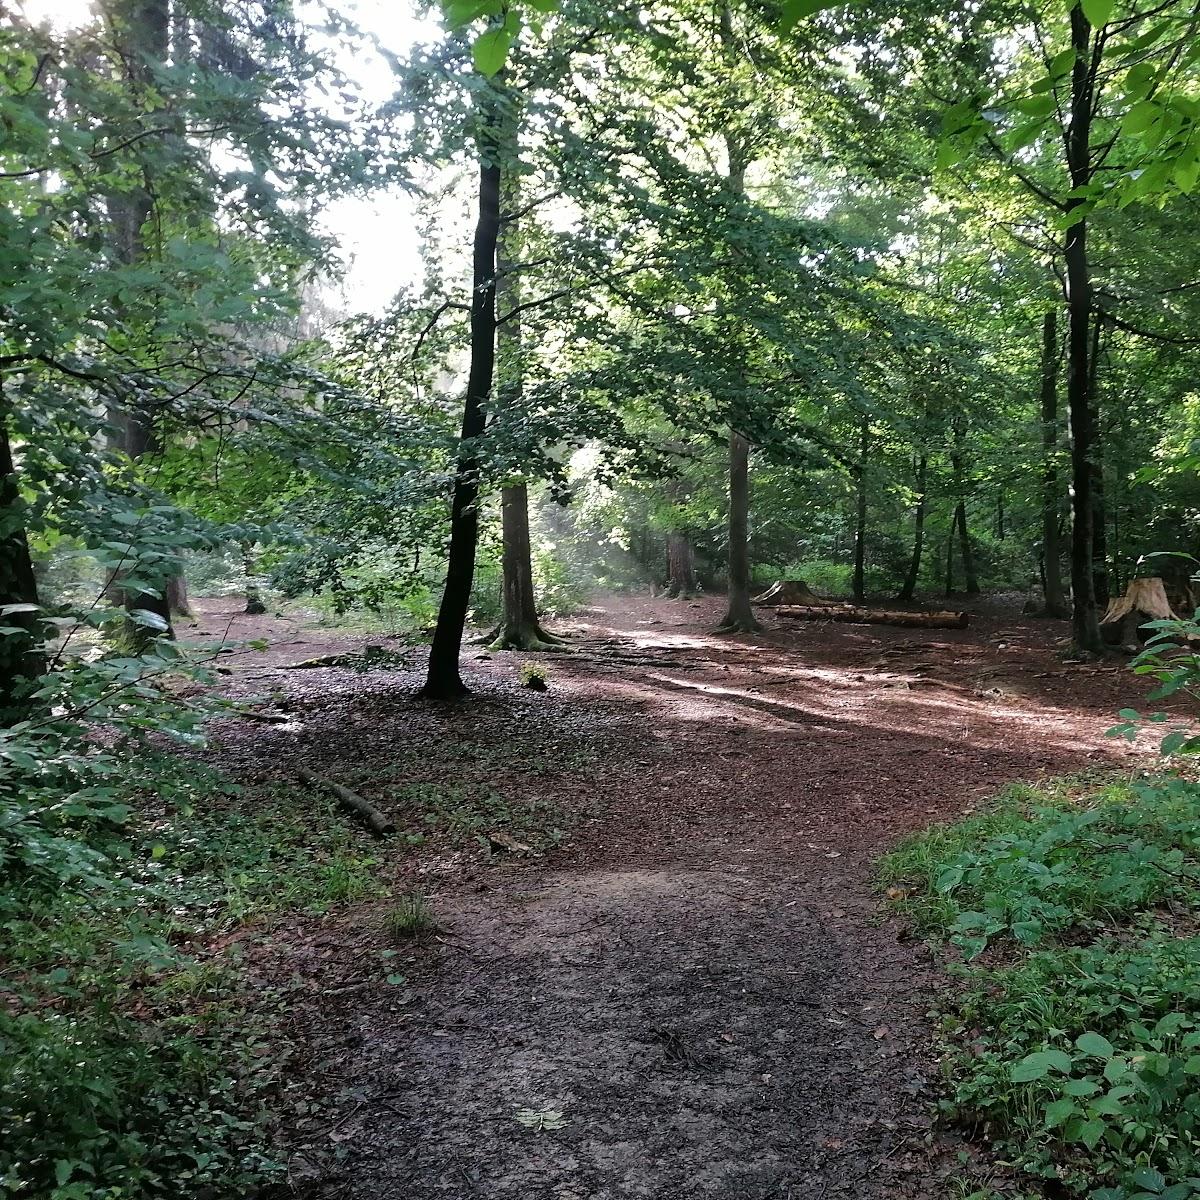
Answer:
(881, 777, 1200, 957)
(947, 936, 1200, 1199)
(883, 773, 1200, 1200)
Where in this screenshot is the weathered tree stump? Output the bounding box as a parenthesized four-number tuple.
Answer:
(753, 579, 828, 607)
(1100, 577, 1180, 647)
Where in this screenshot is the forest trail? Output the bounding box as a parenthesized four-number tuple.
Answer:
(203, 593, 1152, 1200)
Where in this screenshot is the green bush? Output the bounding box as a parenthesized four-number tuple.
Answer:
(948, 937, 1200, 1199)
(882, 777, 1200, 957)
(882, 774, 1200, 1200)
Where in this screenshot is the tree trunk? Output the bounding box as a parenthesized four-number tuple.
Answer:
(167, 573, 194, 618)
(243, 543, 266, 615)
(489, 178, 564, 653)
(955, 501, 979, 595)
(421, 107, 501, 699)
(944, 510, 956, 597)
(717, 429, 760, 632)
(951, 419, 979, 595)
(1065, 2, 1103, 652)
(106, 0, 176, 648)
(852, 414, 869, 603)
(1089, 317, 1109, 606)
(1040, 309, 1068, 618)
(897, 455, 927, 603)
(0, 396, 45, 721)
(713, 57, 759, 635)
(666, 531, 697, 598)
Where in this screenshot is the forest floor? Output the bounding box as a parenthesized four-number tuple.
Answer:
(192, 590, 1158, 1200)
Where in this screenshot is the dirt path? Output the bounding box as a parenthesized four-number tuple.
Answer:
(197, 592, 1154, 1199)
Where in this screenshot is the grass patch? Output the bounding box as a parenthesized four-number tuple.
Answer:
(881, 773, 1200, 1200)
(384, 891, 437, 939)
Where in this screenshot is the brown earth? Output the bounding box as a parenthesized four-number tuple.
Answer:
(191, 591, 1160, 1200)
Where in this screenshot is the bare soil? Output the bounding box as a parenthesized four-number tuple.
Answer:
(192, 591, 1158, 1200)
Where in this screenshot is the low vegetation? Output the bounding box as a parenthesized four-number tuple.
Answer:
(882, 775, 1200, 1200)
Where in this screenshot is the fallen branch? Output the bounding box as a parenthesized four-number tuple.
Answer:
(297, 768, 396, 837)
(775, 605, 969, 630)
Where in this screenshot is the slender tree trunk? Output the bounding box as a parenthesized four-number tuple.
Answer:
(1089, 316, 1109, 606)
(243, 542, 266, 614)
(956, 501, 979, 595)
(718, 429, 760, 631)
(996, 492, 1005, 540)
(489, 178, 564, 652)
(0, 396, 45, 721)
(944, 509, 957, 597)
(897, 455, 927, 603)
(106, 0, 176, 646)
(852, 415, 869, 602)
(1065, 2, 1103, 652)
(1040, 309, 1069, 617)
(950, 419, 979, 595)
(714, 106, 759, 634)
(422, 111, 501, 699)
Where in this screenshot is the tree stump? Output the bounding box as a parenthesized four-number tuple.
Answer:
(753, 579, 828, 607)
(1099, 577, 1180, 648)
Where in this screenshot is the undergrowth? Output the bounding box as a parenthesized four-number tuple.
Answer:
(881, 774, 1200, 1200)
(1, 729, 385, 1199)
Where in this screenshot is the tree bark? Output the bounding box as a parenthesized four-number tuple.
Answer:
(422, 104, 501, 699)
(852, 415, 869, 602)
(896, 455, 927, 603)
(666, 531, 697, 598)
(955, 501, 979, 595)
(1040, 309, 1069, 617)
(1089, 315, 1109, 606)
(776, 605, 968, 630)
(1064, 2, 1103, 652)
(0, 396, 45, 721)
(167, 573, 194, 618)
(950, 418, 979, 595)
(243, 543, 266, 615)
(717, 429, 760, 632)
(489, 179, 564, 653)
(944, 510, 956, 597)
(105, 0, 176, 647)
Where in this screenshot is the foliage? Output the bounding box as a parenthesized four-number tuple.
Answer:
(882, 777, 1200, 958)
(883, 774, 1200, 1198)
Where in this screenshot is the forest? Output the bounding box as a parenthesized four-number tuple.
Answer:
(5, 0, 1200, 1197)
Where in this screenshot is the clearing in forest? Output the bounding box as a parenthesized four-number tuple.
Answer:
(200, 591, 1151, 1200)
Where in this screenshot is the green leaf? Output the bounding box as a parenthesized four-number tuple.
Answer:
(1077, 1117, 1107, 1148)
(1076, 1031, 1115, 1058)
(1082, 0, 1114, 26)
(780, 0, 845, 31)
(1017, 93, 1056, 118)
(1043, 1097, 1076, 1127)
(472, 26, 513, 76)
(1012, 1049, 1073, 1082)
(1049, 47, 1077, 77)
(1130, 1167, 1166, 1194)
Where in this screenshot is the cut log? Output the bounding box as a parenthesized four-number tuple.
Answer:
(297, 768, 395, 837)
(1100, 576, 1180, 647)
(753, 579, 829, 607)
(775, 604, 969, 630)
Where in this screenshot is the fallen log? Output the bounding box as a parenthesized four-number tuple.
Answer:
(753, 579, 829, 607)
(297, 768, 396, 837)
(775, 604, 969, 630)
